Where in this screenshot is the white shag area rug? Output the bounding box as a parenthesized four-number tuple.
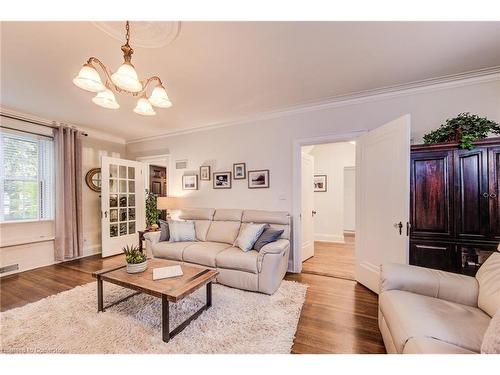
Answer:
(1, 280, 307, 354)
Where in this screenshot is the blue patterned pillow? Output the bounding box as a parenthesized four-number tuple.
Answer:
(253, 228, 284, 251)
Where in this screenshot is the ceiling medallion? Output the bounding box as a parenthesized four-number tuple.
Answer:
(73, 21, 172, 116)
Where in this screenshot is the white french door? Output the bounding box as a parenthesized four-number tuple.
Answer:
(101, 156, 146, 257)
(355, 115, 411, 293)
(301, 151, 315, 261)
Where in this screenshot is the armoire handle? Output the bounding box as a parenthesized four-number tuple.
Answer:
(491, 193, 497, 199)
(483, 192, 489, 198)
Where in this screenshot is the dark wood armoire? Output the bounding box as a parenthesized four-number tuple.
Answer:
(410, 137, 500, 276)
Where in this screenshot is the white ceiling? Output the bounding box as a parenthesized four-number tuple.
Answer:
(1, 21, 500, 141)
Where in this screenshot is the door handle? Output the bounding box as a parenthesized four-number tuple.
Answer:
(394, 221, 403, 235)
(490, 193, 497, 199)
(483, 192, 489, 198)
(406, 222, 411, 236)
(312, 210, 317, 217)
(104, 211, 108, 218)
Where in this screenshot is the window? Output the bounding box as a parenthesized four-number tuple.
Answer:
(0, 131, 54, 222)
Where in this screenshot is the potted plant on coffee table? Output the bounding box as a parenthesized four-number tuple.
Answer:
(123, 244, 148, 273)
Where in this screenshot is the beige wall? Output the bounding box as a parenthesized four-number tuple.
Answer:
(0, 136, 125, 276)
(310, 142, 356, 243)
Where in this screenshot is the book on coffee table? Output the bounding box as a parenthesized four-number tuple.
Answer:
(152, 265, 183, 280)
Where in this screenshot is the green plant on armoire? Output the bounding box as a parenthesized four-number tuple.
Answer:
(423, 112, 500, 150)
(145, 191, 159, 229)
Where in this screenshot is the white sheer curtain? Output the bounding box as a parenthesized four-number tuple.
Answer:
(54, 125, 83, 261)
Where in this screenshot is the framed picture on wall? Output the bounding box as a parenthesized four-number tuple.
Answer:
(182, 175, 198, 190)
(200, 165, 211, 181)
(314, 175, 327, 192)
(213, 172, 232, 189)
(248, 169, 270, 189)
(233, 162, 246, 179)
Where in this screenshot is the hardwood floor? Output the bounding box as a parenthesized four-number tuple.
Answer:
(1, 252, 385, 354)
(302, 235, 355, 280)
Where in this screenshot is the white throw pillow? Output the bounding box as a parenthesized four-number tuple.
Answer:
(168, 219, 196, 242)
(234, 223, 267, 252)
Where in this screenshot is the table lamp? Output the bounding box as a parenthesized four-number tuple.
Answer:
(157, 196, 180, 219)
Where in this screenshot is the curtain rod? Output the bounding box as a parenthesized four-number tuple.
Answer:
(0, 112, 88, 136)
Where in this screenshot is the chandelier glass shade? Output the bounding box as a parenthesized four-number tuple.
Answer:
(92, 88, 120, 109)
(73, 21, 172, 116)
(73, 64, 105, 92)
(111, 62, 142, 93)
(134, 95, 156, 116)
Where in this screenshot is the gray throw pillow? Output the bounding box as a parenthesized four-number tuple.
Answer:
(159, 219, 170, 242)
(253, 228, 284, 251)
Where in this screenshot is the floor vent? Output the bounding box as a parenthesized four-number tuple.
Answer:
(0, 264, 19, 274)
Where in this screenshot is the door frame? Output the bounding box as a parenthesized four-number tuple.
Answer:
(291, 131, 366, 273)
(136, 154, 171, 196)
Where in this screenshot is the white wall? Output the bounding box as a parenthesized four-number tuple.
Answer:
(126, 78, 500, 268)
(343, 166, 356, 233)
(310, 142, 355, 243)
(0, 136, 125, 276)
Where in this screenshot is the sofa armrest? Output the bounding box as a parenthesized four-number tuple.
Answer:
(257, 239, 289, 273)
(143, 231, 162, 246)
(381, 263, 479, 307)
(259, 239, 289, 255)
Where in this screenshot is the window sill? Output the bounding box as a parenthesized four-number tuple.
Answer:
(0, 219, 54, 225)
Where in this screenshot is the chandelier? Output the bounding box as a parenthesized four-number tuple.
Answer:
(72, 21, 172, 116)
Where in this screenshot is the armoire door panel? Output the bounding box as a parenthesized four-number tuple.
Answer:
(454, 148, 489, 239)
(410, 151, 453, 237)
(489, 147, 500, 240)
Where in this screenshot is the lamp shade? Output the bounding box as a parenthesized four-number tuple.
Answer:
(111, 62, 143, 93)
(133, 96, 156, 116)
(157, 196, 180, 210)
(149, 85, 173, 108)
(92, 88, 120, 109)
(73, 64, 105, 92)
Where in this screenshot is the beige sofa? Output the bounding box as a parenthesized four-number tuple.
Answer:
(144, 208, 291, 295)
(379, 251, 500, 354)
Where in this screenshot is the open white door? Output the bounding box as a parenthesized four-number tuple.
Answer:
(301, 151, 315, 261)
(101, 156, 146, 257)
(355, 115, 411, 293)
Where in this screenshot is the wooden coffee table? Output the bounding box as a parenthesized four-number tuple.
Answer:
(92, 258, 218, 343)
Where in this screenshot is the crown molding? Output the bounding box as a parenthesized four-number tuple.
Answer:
(0, 106, 126, 145)
(127, 66, 500, 145)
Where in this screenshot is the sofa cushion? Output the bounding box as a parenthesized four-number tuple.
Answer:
(213, 209, 243, 222)
(234, 223, 267, 251)
(182, 241, 231, 267)
(475, 252, 500, 317)
(403, 337, 476, 354)
(216, 247, 259, 273)
(178, 208, 215, 220)
(193, 220, 211, 241)
(242, 210, 289, 225)
(152, 241, 195, 261)
(481, 308, 500, 354)
(380, 290, 490, 353)
(206, 221, 241, 244)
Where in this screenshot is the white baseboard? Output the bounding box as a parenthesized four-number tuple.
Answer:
(83, 244, 102, 257)
(314, 233, 345, 243)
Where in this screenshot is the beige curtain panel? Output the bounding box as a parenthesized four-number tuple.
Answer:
(54, 126, 83, 261)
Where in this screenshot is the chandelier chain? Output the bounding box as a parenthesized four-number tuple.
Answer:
(125, 21, 130, 45)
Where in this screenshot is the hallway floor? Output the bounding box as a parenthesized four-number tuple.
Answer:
(302, 234, 355, 280)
